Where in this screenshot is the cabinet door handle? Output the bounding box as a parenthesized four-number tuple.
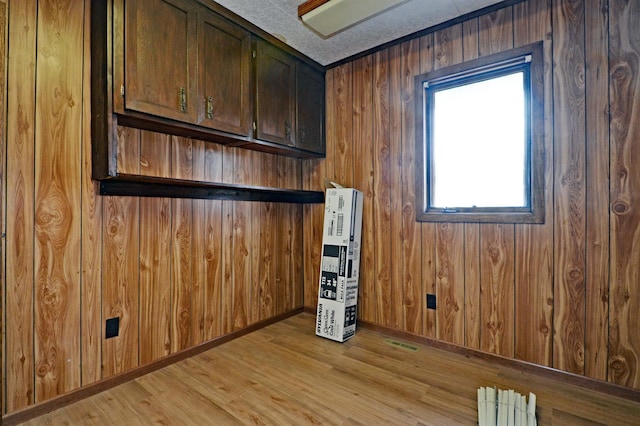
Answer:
(285, 120, 291, 140)
(179, 87, 187, 113)
(300, 127, 306, 145)
(206, 96, 214, 119)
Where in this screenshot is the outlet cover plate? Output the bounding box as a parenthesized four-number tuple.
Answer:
(426, 294, 436, 310)
(105, 317, 120, 339)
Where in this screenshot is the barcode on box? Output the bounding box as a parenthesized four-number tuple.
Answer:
(337, 214, 344, 236)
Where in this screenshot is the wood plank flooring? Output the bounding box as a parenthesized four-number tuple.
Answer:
(21, 313, 640, 425)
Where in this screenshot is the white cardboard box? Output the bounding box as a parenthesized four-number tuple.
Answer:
(315, 188, 364, 342)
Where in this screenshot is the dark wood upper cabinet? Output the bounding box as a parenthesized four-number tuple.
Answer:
(255, 39, 325, 154)
(198, 9, 252, 137)
(92, 0, 325, 186)
(255, 39, 296, 146)
(122, 0, 199, 123)
(296, 62, 325, 154)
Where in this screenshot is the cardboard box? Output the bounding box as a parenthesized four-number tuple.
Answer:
(315, 187, 363, 342)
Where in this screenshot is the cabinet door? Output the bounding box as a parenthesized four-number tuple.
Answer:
(255, 39, 295, 146)
(296, 63, 325, 154)
(124, 0, 198, 123)
(199, 9, 252, 137)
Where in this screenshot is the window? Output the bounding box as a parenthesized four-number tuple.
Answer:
(415, 42, 544, 223)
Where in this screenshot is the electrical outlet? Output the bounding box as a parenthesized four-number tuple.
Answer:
(426, 294, 436, 310)
(105, 317, 120, 339)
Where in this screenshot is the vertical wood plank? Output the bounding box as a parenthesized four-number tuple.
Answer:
(583, 0, 610, 382)
(190, 139, 206, 344)
(513, 0, 554, 368)
(232, 149, 251, 330)
(332, 63, 354, 187)
(81, 0, 103, 387)
(0, 1, 5, 411)
(477, 2, 517, 360)
(478, 7, 514, 57)
(462, 18, 482, 350)
(34, 0, 83, 401)
(138, 129, 168, 177)
(480, 224, 515, 357)
(289, 158, 304, 309)
(249, 151, 262, 323)
(463, 18, 480, 60)
(284, 156, 301, 311)
(302, 157, 325, 309)
(171, 136, 193, 352)
(203, 143, 223, 340)
(398, 39, 425, 333)
(139, 131, 171, 365)
(418, 34, 435, 337)
(102, 195, 139, 378)
(435, 224, 465, 345)
(323, 67, 336, 184)
(139, 194, 171, 364)
(552, 0, 587, 375)
(5, 0, 37, 412)
(352, 54, 375, 323)
(221, 146, 234, 334)
(117, 126, 140, 175)
(433, 24, 466, 344)
(373, 49, 392, 327)
(292, 203, 304, 309)
(260, 155, 276, 320)
(275, 155, 290, 315)
(609, 0, 640, 388)
(464, 224, 481, 349)
(389, 43, 403, 330)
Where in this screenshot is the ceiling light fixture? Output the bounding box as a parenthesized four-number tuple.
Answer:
(298, 0, 406, 38)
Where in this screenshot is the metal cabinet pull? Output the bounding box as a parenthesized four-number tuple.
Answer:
(300, 127, 306, 144)
(285, 120, 291, 140)
(206, 96, 214, 119)
(179, 87, 186, 113)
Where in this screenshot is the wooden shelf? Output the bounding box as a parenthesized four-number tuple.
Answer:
(99, 174, 324, 203)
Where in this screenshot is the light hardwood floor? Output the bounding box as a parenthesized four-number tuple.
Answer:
(22, 313, 640, 425)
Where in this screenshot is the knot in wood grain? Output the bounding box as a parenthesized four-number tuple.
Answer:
(574, 342, 584, 362)
(488, 246, 501, 261)
(41, 280, 64, 308)
(567, 267, 583, 282)
(204, 249, 215, 261)
(575, 64, 585, 86)
(486, 320, 503, 334)
(539, 324, 550, 336)
(612, 200, 630, 215)
(612, 62, 631, 83)
(609, 355, 629, 378)
(617, 287, 631, 303)
(36, 360, 51, 378)
(107, 216, 122, 236)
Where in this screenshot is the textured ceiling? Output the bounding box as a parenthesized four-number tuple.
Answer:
(211, 0, 506, 66)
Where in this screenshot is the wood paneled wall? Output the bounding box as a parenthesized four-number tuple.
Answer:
(0, 0, 7, 415)
(2, 0, 303, 415)
(304, 0, 640, 390)
(3, 0, 640, 418)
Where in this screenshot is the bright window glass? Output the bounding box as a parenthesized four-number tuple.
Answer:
(431, 72, 526, 208)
